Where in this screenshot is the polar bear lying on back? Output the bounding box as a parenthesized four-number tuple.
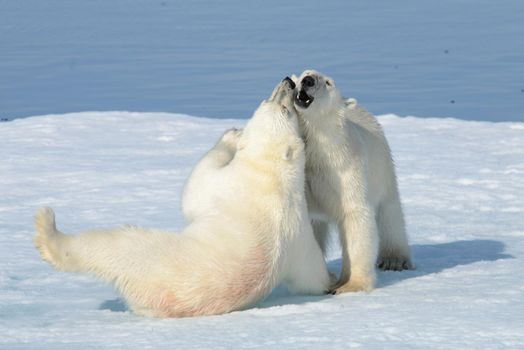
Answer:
(33, 78, 331, 318)
(292, 70, 413, 293)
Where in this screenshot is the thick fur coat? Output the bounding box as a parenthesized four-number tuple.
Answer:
(292, 70, 413, 293)
(34, 79, 331, 317)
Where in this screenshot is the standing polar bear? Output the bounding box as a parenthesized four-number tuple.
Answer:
(33, 78, 331, 318)
(292, 70, 413, 293)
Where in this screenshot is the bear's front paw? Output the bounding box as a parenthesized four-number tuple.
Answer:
(333, 275, 374, 294)
(377, 257, 414, 271)
(219, 128, 243, 150)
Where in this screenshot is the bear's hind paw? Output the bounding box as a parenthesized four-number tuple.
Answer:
(377, 257, 414, 271)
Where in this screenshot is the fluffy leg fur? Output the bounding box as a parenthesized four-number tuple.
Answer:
(34, 207, 186, 316)
(34, 207, 176, 276)
(285, 226, 332, 295)
(34, 207, 71, 270)
(182, 128, 241, 220)
(335, 208, 378, 293)
(376, 193, 414, 270)
(197, 128, 241, 168)
(311, 220, 330, 256)
(34, 207, 276, 317)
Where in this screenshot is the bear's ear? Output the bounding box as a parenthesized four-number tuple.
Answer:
(344, 98, 358, 109)
(290, 74, 298, 84)
(282, 139, 303, 162)
(325, 77, 335, 89)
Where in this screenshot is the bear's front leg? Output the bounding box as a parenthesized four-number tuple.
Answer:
(201, 128, 242, 168)
(335, 208, 379, 293)
(182, 128, 242, 221)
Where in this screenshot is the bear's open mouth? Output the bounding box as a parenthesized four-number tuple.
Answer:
(295, 89, 314, 108)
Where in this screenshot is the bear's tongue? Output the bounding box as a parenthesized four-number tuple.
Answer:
(297, 89, 313, 108)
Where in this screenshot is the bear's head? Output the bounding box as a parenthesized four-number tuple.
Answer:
(292, 70, 352, 123)
(237, 78, 304, 163)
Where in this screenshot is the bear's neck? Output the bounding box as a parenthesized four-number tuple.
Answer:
(235, 154, 303, 197)
(233, 153, 308, 253)
(300, 105, 345, 143)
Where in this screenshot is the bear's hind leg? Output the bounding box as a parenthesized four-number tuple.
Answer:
(34, 207, 72, 271)
(34, 207, 137, 277)
(376, 195, 414, 271)
(312, 220, 330, 256)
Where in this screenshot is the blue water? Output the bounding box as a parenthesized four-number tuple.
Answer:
(1, 0, 523, 121)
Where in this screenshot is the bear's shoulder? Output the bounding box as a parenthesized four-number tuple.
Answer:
(342, 98, 384, 136)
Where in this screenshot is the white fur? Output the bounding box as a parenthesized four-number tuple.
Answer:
(33, 80, 331, 318)
(292, 70, 413, 293)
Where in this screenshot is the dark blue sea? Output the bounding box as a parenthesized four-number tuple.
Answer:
(1, 0, 523, 122)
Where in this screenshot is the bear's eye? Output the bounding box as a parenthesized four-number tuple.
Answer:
(326, 80, 332, 86)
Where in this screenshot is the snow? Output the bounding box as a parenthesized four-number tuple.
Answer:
(1, 112, 524, 349)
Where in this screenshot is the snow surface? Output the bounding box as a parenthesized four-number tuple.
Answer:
(1, 112, 523, 349)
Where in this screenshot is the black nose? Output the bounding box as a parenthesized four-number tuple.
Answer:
(282, 76, 296, 89)
(302, 76, 315, 88)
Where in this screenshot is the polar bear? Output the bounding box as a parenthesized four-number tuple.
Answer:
(291, 70, 413, 293)
(181, 127, 242, 222)
(33, 78, 331, 318)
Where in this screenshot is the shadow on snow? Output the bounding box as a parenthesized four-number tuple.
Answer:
(99, 239, 512, 312)
(377, 239, 513, 288)
(99, 298, 128, 313)
(259, 239, 512, 308)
